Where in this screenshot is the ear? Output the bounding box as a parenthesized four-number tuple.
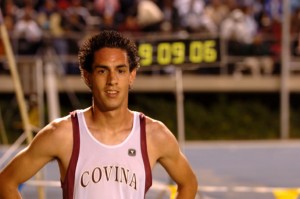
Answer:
(129, 68, 137, 86)
(82, 70, 92, 89)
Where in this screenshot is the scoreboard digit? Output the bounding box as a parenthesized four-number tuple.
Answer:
(137, 38, 219, 67)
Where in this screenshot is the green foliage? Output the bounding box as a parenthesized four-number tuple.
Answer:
(184, 94, 280, 140)
(290, 107, 300, 138)
(129, 93, 177, 132)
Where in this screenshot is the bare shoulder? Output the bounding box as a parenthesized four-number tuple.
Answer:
(144, 116, 175, 143)
(144, 115, 180, 165)
(35, 115, 72, 142)
(28, 114, 73, 160)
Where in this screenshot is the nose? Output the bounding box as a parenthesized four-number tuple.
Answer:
(107, 71, 118, 85)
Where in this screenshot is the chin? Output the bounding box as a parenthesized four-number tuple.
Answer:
(102, 103, 122, 112)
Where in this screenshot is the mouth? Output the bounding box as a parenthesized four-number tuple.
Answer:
(106, 90, 118, 94)
(105, 90, 119, 97)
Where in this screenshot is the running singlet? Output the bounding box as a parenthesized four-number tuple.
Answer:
(61, 110, 152, 199)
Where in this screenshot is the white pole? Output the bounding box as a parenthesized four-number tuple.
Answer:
(36, 58, 45, 127)
(175, 67, 185, 150)
(45, 61, 60, 121)
(280, 0, 290, 139)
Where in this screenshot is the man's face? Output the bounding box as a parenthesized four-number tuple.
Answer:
(85, 47, 136, 112)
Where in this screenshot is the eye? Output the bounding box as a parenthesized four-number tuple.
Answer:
(97, 68, 106, 74)
(118, 68, 126, 74)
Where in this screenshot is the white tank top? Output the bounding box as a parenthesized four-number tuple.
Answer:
(61, 110, 152, 199)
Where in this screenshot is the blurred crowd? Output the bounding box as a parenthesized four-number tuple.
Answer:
(0, 0, 300, 58)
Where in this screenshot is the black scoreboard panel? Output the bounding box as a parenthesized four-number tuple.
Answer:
(136, 38, 220, 67)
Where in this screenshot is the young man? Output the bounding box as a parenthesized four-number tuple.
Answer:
(0, 30, 198, 198)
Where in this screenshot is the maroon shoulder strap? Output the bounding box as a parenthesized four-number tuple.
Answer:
(139, 113, 152, 195)
(62, 111, 80, 199)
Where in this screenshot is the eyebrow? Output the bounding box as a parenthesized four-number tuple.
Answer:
(93, 64, 128, 70)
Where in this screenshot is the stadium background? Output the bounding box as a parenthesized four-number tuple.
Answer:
(0, 0, 300, 198)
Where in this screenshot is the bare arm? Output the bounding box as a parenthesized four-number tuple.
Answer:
(0, 146, 49, 199)
(160, 137, 198, 198)
(148, 120, 198, 199)
(163, 152, 198, 198)
(0, 118, 71, 198)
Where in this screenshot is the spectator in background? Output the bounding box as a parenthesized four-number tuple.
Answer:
(256, 10, 281, 58)
(136, 0, 164, 32)
(119, 0, 137, 15)
(204, 0, 230, 32)
(263, 0, 282, 22)
(64, 0, 91, 32)
(1, 0, 19, 72)
(220, 5, 258, 55)
(64, 0, 91, 54)
(117, 3, 141, 33)
(291, 7, 300, 56)
(37, 0, 67, 49)
(223, 0, 239, 11)
(255, 0, 282, 57)
(174, 0, 217, 34)
(37, 0, 70, 73)
(157, 0, 181, 32)
(2, 0, 18, 34)
(94, 0, 120, 30)
(118, 0, 138, 24)
(13, 3, 43, 55)
(37, 0, 64, 35)
(56, 0, 70, 10)
(291, 0, 300, 13)
(15, 0, 37, 21)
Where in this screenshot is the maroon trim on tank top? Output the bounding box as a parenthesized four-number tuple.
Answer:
(139, 113, 152, 196)
(62, 111, 80, 199)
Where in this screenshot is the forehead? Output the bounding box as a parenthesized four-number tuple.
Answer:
(93, 48, 129, 65)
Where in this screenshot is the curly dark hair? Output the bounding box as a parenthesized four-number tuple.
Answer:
(78, 30, 140, 75)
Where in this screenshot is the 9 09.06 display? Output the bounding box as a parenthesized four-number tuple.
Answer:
(137, 39, 220, 67)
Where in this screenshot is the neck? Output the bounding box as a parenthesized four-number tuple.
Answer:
(88, 106, 133, 132)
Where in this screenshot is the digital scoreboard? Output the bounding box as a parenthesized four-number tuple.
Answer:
(136, 38, 220, 67)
